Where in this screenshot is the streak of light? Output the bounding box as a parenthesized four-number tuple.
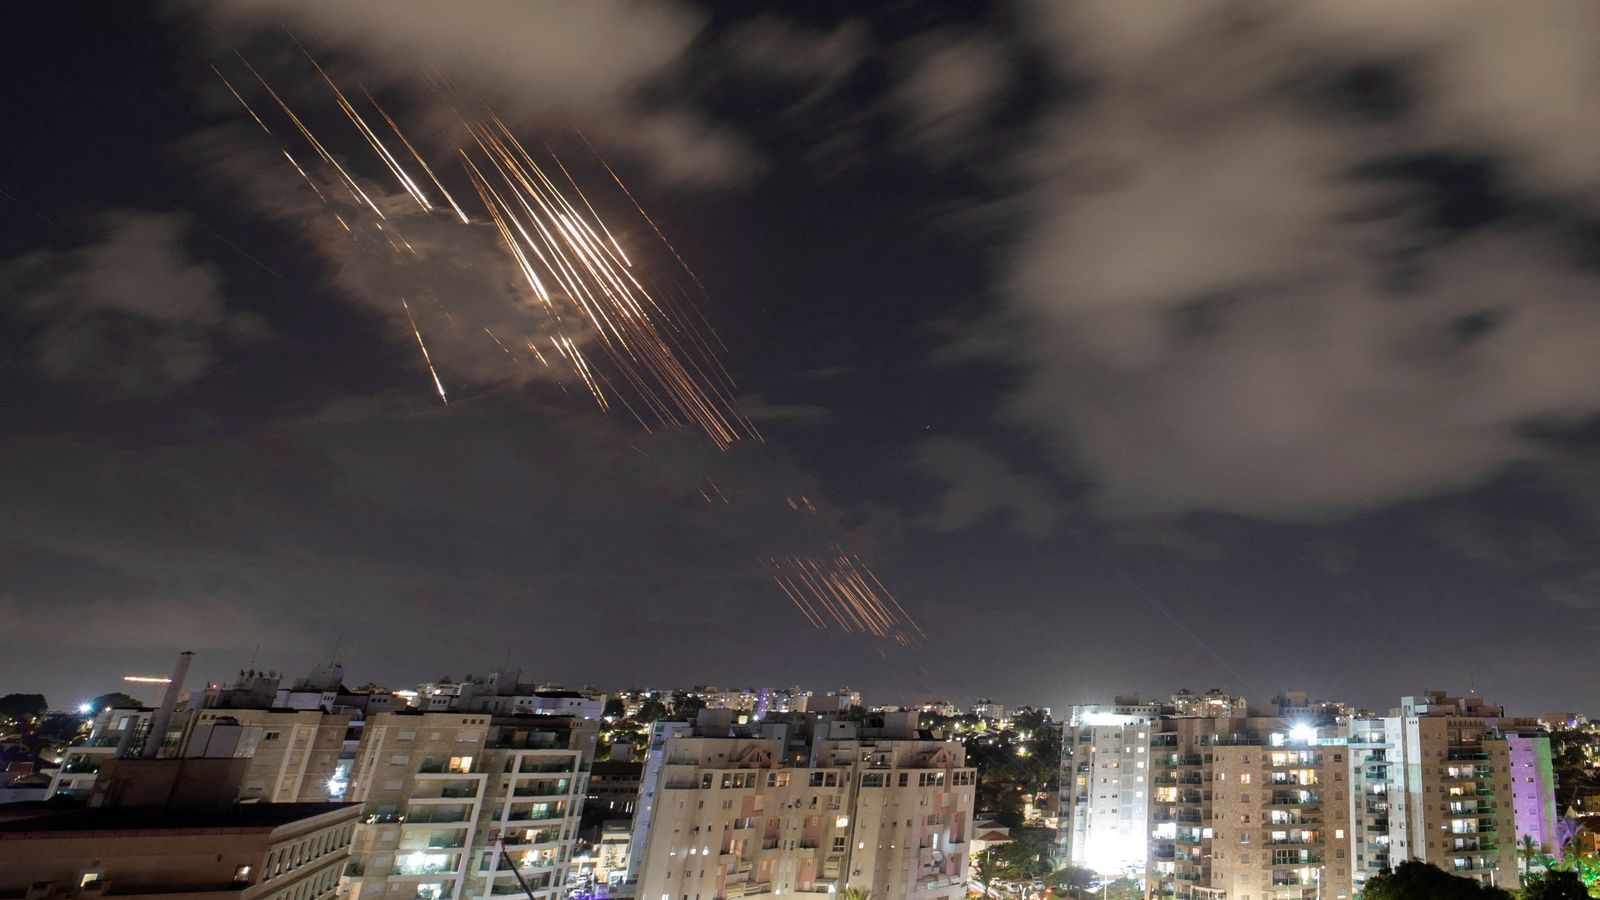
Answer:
(220, 50, 760, 448)
(282, 150, 326, 200)
(575, 128, 705, 291)
(401, 296, 449, 405)
(763, 552, 925, 647)
(170, 203, 284, 279)
(236, 52, 386, 219)
(212, 65, 273, 136)
(295, 41, 433, 213)
(483, 326, 518, 360)
(702, 477, 730, 505)
(123, 675, 172, 684)
(363, 85, 470, 223)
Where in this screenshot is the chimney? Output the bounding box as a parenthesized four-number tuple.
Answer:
(141, 651, 194, 759)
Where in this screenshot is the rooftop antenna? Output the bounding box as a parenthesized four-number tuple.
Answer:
(247, 643, 260, 671)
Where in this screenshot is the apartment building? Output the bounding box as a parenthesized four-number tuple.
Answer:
(631, 710, 975, 900)
(1058, 704, 1155, 875)
(48, 706, 162, 800)
(819, 690, 863, 714)
(1506, 731, 1560, 861)
(406, 674, 606, 721)
(185, 707, 355, 803)
(340, 711, 596, 900)
(1147, 716, 1353, 900)
(1347, 693, 1549, 890)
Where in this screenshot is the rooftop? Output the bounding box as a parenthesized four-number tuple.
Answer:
(0, 802, 358, 837)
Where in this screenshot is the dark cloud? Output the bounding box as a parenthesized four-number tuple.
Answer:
(945, 1, 1600, 520)
(890, 31, 1014, 162)
(0, 390, 896, 693)
(194, 0, 756, 187)
(912, 436, 1063, 539)
(1, 211, 268, 393)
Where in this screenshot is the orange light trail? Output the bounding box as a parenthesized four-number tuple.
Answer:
(401, 297, 448, 405)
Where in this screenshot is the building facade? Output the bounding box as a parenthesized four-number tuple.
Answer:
(1146, 716, 1353, 900)
(339, 711, 596, 900)
(1059, 705, 1154, 875)
(1346, 694, 1545, 889)
(632, 711, 975, 900)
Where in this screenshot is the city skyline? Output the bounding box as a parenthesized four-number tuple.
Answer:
(7, 3, 1600, 715)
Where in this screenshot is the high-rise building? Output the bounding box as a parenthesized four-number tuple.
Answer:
(1147, 715, 1353, 900)
(1347, 693, 1551, 889)
(339, 710, 596, 900)
(631, 710, 975, 900)
(1058, 703, 1155, 875)
(1506, 731, 1560, 862)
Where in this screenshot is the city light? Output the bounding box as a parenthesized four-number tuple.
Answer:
(1289, 723, 1318, 744)
(76, 702, 91, 714)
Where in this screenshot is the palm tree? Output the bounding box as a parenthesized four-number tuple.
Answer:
(974, 849, 1003, 899)
(838, 887, 871, 900)
(1521, 833, 1546, 885)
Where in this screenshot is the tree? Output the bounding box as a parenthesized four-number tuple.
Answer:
(1102, 878, 1142, 900)
(1048, 866, 1098, 899)
(1522, 870, 1590, 900)
(669, 691, 706, 718)
(1012, 708, 1048, 735)
(87, 692, 143, 712)
(838, 888, 870, 900)
(633, 699, 668, 723)
(973, 849, 1004, 898)
(1361, 861, 1512, 900)
(1522, 834, 1547, 885)
(602, 698, 625, 718)
(0, 694, 47, 726)
(996, 832, 1052, 883)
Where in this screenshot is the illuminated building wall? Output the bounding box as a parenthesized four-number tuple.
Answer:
(1505, 731, 1559, 862)
(341, 711, 596, 900)
(1058, 705, 1156, 875)
(632, 712, 975, 900)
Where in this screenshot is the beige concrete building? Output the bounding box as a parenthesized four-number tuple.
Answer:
(631, 711, 975, 900)
(47, 706, 161, 801)
(340, 711, 596, 900)
(186, 707, 355, 803)
(1347, 694, 1538, 890)
(0, 802, 360, 900)
(1148, 716, 1352, 900)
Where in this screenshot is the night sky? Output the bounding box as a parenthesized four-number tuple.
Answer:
(4, 2, 1599, 715)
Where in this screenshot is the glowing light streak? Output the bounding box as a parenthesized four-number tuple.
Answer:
(401, 297, 448, 405)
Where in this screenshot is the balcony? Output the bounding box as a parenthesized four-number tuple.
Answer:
(404, 810, 473, 826)
(498, 809, 567, 823)
(393, 865, 458, 877)
(1270, 795, 1320, 807)
(417, 760, 476, 775)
